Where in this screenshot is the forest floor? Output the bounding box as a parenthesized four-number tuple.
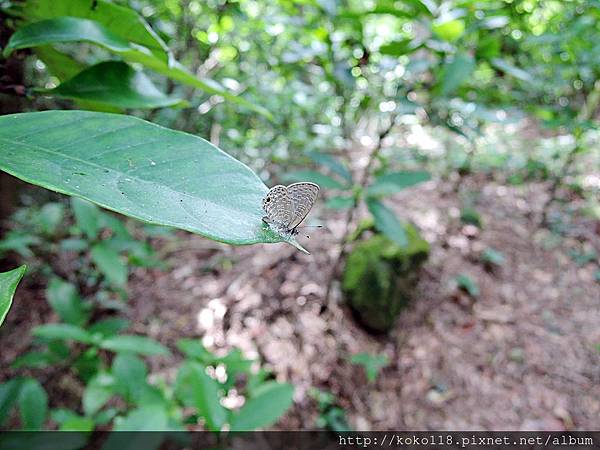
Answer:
(2, 172, 600, 430)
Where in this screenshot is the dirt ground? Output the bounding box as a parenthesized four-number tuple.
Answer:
(2, 172, 600, 431)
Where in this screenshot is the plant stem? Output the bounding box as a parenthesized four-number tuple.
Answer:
(324, 114, 398, 305)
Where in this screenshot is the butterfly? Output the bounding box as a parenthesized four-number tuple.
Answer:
(262, 182, 320, 237)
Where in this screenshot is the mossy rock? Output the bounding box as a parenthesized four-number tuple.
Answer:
(342, 224, 429, 333)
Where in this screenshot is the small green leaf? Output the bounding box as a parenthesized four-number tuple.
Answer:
(46, 277, 89, 326)
(0, 232, 40, 258)
(325, 196, 354, 210)
(91, 243, 128, 287)
(32, 323, 93, 343)
(18, 378, 48, 430)
(350, 353, 389, 383)
(366, 171, 431, 197)
(282, 170, 346, 189)
(175, 362, 227, 431)
(0, 265, 26, 328)
(43, 61, 186, 110)
(113, 405, 168, 431)
(491, 58, 533, 83)
(34, 45, 86, 81)
(60, 416, 95, 432)
(11, 351, 57, 369)
(379, 39, 415, 56)
(83, 373, 115, 417)
(0, 379, 22, 426)
(176, 339, 214, 362)
(366, 199, 408, 247)
(38, 202, 65, 235)
(481, 248, 505, 267)
(460, 207, 483, 228)
(99, 335, 170, 356)
(71, 197, 102, 239)
(432, 18, 465, 42)
(112, 353, 148, 403)
(230, 382, 294, 431)
(456, 274, 480, 297)
(438, 53, 475, 96)
(88, 317, 130, 338)
(306, 151, 352, 183)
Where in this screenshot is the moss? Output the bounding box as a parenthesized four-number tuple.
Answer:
(342, 224, 429, 333)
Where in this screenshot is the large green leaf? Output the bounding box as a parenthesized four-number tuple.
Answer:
(18, 378, 48, 430)
(229, 382, 294, 430)
(34, 45, 86, 81)
(83, 373, 114, 417)
(0, 265, 26, 328)
(13, 0, 169, 61)
(0, 111, 301, 249)
(366, 199, 408, 247)
(3, 18, 271, 118)
(41, 61, 186, 110)
(175, 362, 227, 431)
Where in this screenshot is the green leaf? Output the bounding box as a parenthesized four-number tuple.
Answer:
(71, 197, 102, 239)
(366, 199, 408, 247)
(490, 58, 534, 83)
(350, 353, 389, 383)
(325, 196, 354, 210)
(379, 39, 415, 56)
(460, 207, 483, 228)
(306, 151, 352, 183)
(34, 45, 85, 81)
(46, 277, 89, 326)
(456, 274, 480, 297)
(481, 248, 505, 267)
(366, 171, 431, 197)
(113, 405, 168, 431)
(439, 53, 475, 96)
(282, 170, 346, 189)
(0, 110, 293, 247)
(88, 317, 130, 338)
(176, 339, 214, 362)
(0, 232, 40, 258)
(83, 373, 114, 417)
(112, 353, 148, 403)
(175, 362, 227, 431)
(99, 335, 170, 356)
(432, 19, 465, 42)
(0, 265, 26, 328)
(91, 243, 128, 287)
(32, 323, 93, 343)
(11, 351, 57, 369)
(0, 379, 22, 426)
(18, 378, 48, 430)
(60, 416, 95, 431)
(3, 18, 270, 118)
(230, 382, 294, 431)
(16, 0, 169, 61)
(42, 61, 186, 110)
(38, 202, 65, 235)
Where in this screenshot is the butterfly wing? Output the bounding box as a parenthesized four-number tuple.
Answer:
(262, 185, 293, 228)
(287, 182, 320, 230)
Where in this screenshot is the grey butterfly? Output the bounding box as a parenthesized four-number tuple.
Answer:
(262, 182, 320, 236)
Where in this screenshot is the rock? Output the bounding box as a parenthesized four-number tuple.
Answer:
(342, 224, 430, 333)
